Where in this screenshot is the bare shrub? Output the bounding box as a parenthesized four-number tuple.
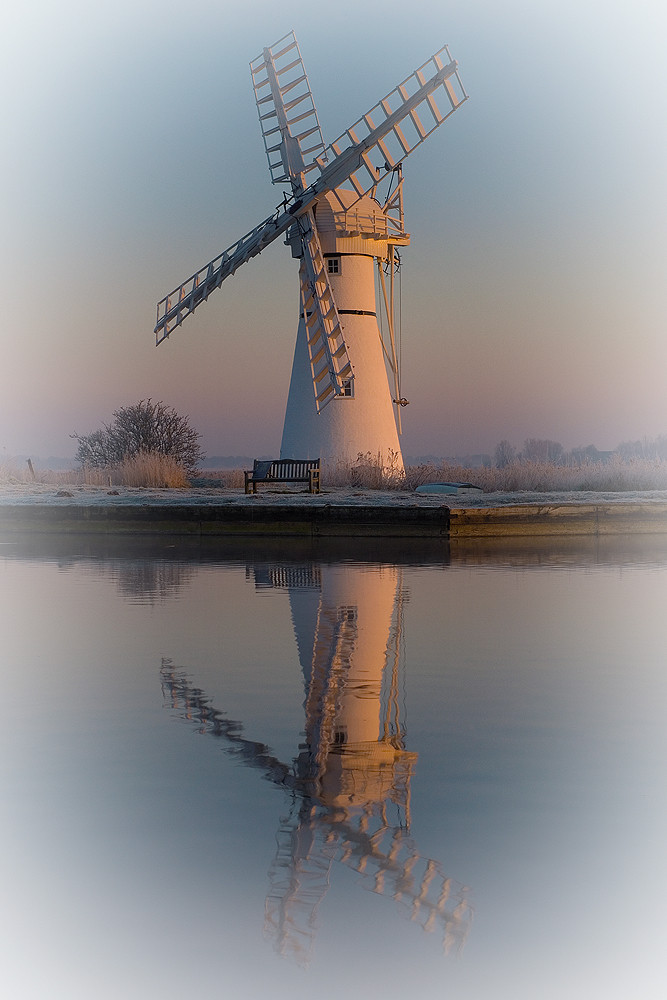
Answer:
(73, 399, 204, 474)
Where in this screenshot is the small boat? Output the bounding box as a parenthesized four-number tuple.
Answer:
(414, 482, 482, 495)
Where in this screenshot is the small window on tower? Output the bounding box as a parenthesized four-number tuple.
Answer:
(341, 379, 353, 397)
(327, 256, 341, 275)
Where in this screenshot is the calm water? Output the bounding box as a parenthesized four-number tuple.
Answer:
(2, 534, 667, 1000)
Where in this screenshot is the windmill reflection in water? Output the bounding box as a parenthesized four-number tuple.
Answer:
(160, 562, 471, 964)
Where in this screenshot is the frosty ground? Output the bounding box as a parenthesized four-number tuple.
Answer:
(2, 484, 667, 509)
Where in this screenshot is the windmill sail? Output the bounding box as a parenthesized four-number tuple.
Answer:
(250, 31, 327, 189)
(250, 33, 352, 407)
(155, 208, 291, 343)
(298, 210, 354, 409)
(317, 45, 466, 210)
(265, 793, 471, 964)
(159, 655, 472, 965)
(155, 43, 466, 344)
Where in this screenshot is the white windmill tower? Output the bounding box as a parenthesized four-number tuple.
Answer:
(155, 32, 467, 474)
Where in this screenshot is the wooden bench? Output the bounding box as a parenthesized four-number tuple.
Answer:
(244, 458, 321, 494)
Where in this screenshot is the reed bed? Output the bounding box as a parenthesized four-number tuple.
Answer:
(3, 453, 667, 493)
(323, 453, 667, 493)
(1, 453, 189, 488)
(194, 468, 245, 489)
(106, 454, 190, 488)
(402, 456, 667, 493)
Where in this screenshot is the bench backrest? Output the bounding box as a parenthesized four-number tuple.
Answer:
(254, 458, 320, 480)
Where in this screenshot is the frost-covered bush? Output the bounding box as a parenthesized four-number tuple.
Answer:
(73, 399, 204, 475)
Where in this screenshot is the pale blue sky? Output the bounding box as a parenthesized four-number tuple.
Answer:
(2, 0, 665, 461)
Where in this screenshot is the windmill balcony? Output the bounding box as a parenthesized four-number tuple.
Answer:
(315, 211, 410, 257)
(334, 210, 388, 238)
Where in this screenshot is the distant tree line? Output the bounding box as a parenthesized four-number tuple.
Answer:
(616, 435, 667, 461)
(493, 435, 667, 469)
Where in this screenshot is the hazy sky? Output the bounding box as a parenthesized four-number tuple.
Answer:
(2, 0, 665, 461)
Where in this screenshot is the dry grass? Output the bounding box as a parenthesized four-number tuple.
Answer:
(194, 468, 245, 488)
(317, 454, 667, 493)
(106, 454, 190, 488)
(323, 450, 405, 490)
(3, 453, 667, 493)
(401, 456, 667, 493)
(1, 453, 190, 488)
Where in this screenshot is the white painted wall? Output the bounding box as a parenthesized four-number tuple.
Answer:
(280, 251, 404, 474)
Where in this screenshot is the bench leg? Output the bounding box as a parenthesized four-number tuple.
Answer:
(244, 475, 261, 494)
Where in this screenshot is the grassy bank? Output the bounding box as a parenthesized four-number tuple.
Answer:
(3, 454, 667, 493)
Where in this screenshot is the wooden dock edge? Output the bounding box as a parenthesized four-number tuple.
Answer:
(1, 502, 666, 538)
(448, 503, 667, 537)
(0, 503, 450, 538)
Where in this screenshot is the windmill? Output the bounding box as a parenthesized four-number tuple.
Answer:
(160, 560, 472, 965)
(154, 32, 468, 473)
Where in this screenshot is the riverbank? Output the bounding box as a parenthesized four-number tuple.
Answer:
(1, 485, 667, 538)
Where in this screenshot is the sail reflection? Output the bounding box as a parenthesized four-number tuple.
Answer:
(161, 561, 471, 965)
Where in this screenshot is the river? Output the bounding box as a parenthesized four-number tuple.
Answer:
(2, 533, 666, 999)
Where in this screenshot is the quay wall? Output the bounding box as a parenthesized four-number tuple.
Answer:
(1, 502, 667, 538)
